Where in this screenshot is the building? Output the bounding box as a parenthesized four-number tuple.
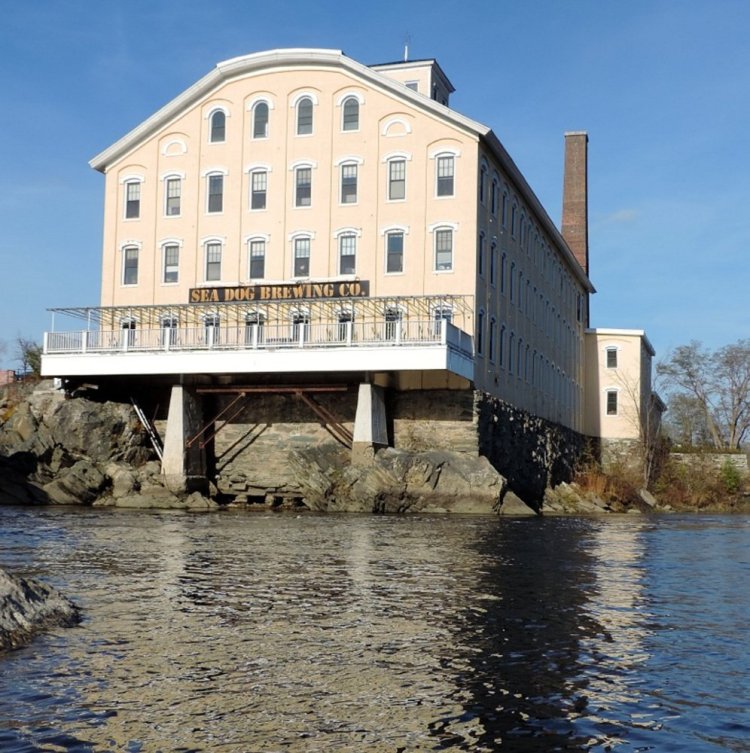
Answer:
(584, 328, 666, 476)
(40, 48, 650, 502)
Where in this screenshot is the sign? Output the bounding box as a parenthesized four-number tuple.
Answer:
(189, 280, 370, 304)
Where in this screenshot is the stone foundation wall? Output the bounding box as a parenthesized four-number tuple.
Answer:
(475, 393, 589, 508)
(155, 387, 591, 508)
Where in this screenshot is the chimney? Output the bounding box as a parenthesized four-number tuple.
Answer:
(561, 131, 589, 276)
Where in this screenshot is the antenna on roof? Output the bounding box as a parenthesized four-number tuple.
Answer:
(403, 32, 411, 62)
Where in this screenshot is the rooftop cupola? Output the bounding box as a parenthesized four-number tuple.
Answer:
(370, 58, 455, 106)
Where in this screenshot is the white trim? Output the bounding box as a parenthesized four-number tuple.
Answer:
(161, 139, 187, 156)
(288, 230, 315, 241)
(379, 224, 410, 236)
(201, 166, 229, 177)
(199, 234, 226, 245)
(335, 91, 365, 106)
(244, 162, 273, 173)
(289, 90, 320, 107)
(428, 146, 462, 159)
(119, 174, 144, 184)
(159, 170, 186, 181)
(203, 104, 230, 119)
(158, 236, 184, 247)
(243, 232, 271, 243)
(382, 151, 412, 163)
(246, 95, 275, 110)
(381, 117, 412, 136)
(332, 226, 362, 239)
(428, 221, 459, 233)
(289, 159, 317, 171)
(334, 155, 364, 166)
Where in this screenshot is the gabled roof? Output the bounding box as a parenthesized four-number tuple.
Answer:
(89, 48, 484, 173)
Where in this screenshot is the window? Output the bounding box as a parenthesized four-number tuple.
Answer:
(340, 164, 357, 204)
(479, 163, 487, 204)
(491, 178, 499, 215)
(510, 262, 516, 302)
(338, 310, 354, 341)
(489, 317, 497, 362)
(433, 306, 452, 336)
(606, 347, 618, 368)
(249, 240, 265, 279)
(499, 326, 506, 367)
(253, 102, 269, 138)
(165, 177, 181, 216)
(122, 246, 138, 285)
(500, 253, 507, 292)
(606, 390, 618, 415)
(511, 204, 517, 237)
(435, 228, 453, 271)
(296, 96, 313, 135)
(436, 155, 454, 196)
(293, 237, 310, 277)
(207, 174, 223, 213)
(476, 310, 484, 355)
(342, 97, 359, 131)
(295, 167, 311, 207)
(509, 333, 515, 373)
(386, 231, 404, 273)
(210, 110, 226, 143)
(291, 311, 310, 342)
(245, 312, 265, 345)
(478, 233, 485, 277)
(125, 181, 140, 219)
(205, 242, 222, 281)
(250, 170, 267, 210)
(490, 243, 497, 286)
(384, 307, 402, 341)
(388, 159, 406, 200)
(161, 317, 178, 347)
(502, 191, 508, 226)
(204, 313, 220, 346)
(339, 234, 356, 275)
(163, 244, 179, 284)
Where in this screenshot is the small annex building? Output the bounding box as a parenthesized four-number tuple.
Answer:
(40, 48, 658, 504)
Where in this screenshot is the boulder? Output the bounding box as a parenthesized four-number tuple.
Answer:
(43, 459, 107, 505)
(0, 568, 81, 651)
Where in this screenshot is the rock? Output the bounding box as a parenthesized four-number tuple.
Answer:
(291, 446, 508, 513)
(543, 482, 610, 515)
(0, 567, 81, 651)
(497, 491, 538, 515)
(43, 459, 107, 505)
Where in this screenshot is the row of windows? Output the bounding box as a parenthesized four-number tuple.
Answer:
(121, 154, 455, 219)
(207, 94, 361, 144)
(119, 228, 456, 286)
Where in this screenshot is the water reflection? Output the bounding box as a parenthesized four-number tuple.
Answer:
(0, 509, 747, 752)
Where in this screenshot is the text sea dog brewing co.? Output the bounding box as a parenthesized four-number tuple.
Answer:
(189, 280, 370, 304)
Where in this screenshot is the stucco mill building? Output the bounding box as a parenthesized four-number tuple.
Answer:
(40, 49, 662, 505)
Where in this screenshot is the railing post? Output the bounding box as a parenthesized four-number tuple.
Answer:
(298, 323, 305, 348)
(441, 320, 447, 345)
(43, 332, 49, 355)
(395, 320, 402, 345)
(252, 323, 259, 349)
(346, 320, 353, 345)
(82, 331, 88, 353)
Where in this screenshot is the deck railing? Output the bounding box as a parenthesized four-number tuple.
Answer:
(44, 319, 473, 356)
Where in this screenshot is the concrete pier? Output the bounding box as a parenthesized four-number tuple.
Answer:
(161, 385, 208, 492)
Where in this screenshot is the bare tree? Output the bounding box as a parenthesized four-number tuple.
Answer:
(658, 339, 750, 450)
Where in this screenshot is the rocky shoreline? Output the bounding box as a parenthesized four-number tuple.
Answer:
(0, 567, 81, 651)
(0, 381, 715, 515)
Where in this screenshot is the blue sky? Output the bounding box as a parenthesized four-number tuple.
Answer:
(1, 0, 748, 370)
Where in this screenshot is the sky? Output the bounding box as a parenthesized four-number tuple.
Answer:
(1, 0, 748, 371)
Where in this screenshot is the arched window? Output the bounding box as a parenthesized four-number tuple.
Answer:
(338, 233, 357, 275)
(122, 245, 139, 286)
(248, 238, 266, 279)
(204, 241, 222, 281)
(293, 236, 311, 277)
(434, 227, 453, 271)
(253, 101, 269, 138)
(209, 110, 226, 143)
(342, 96, 359, 131)
(296, 96, 313, 135)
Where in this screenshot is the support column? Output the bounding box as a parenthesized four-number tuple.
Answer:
(161, 385, 209, 493)
(351, 383, 388, 464)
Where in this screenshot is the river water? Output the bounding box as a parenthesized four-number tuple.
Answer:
(0, 507, 748, 753)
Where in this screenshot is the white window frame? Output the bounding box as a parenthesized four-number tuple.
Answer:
(248, 237, 266, 280)
(434, 153, 455, 197)
(203, 238, 223, 282)
(250, 169, 268, 211)
(338, 233, 357, 275)
(291, 234, 312, 278)
(251, 100, 270, 139)
(121, 243, 140, 286)
(339, 162, 358, 205)
(429, 222, 457, 273)
(161, 172, 184, 217)
(294, 165, 312, 208)
(606, 388, 619, 416)
(208, 107, 228, 143)
(202, 168, 227, 214)
(292, 93, 317, 136)
(606, 346, 618, 369)
(386, 157, 407, 201)
(121, 175, 143, 220)
(160, 239, 182, 285)
(340, 95, 361, 132)
(381, 225, 408, 275)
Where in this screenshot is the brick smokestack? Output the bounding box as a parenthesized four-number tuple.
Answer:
(561, 131, 589, 276)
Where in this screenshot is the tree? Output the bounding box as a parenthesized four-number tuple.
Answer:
(15, 337, 42, 377)
(658, 339, 750, 450)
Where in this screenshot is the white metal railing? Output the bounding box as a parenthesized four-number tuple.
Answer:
(44, 319, 473, 356)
